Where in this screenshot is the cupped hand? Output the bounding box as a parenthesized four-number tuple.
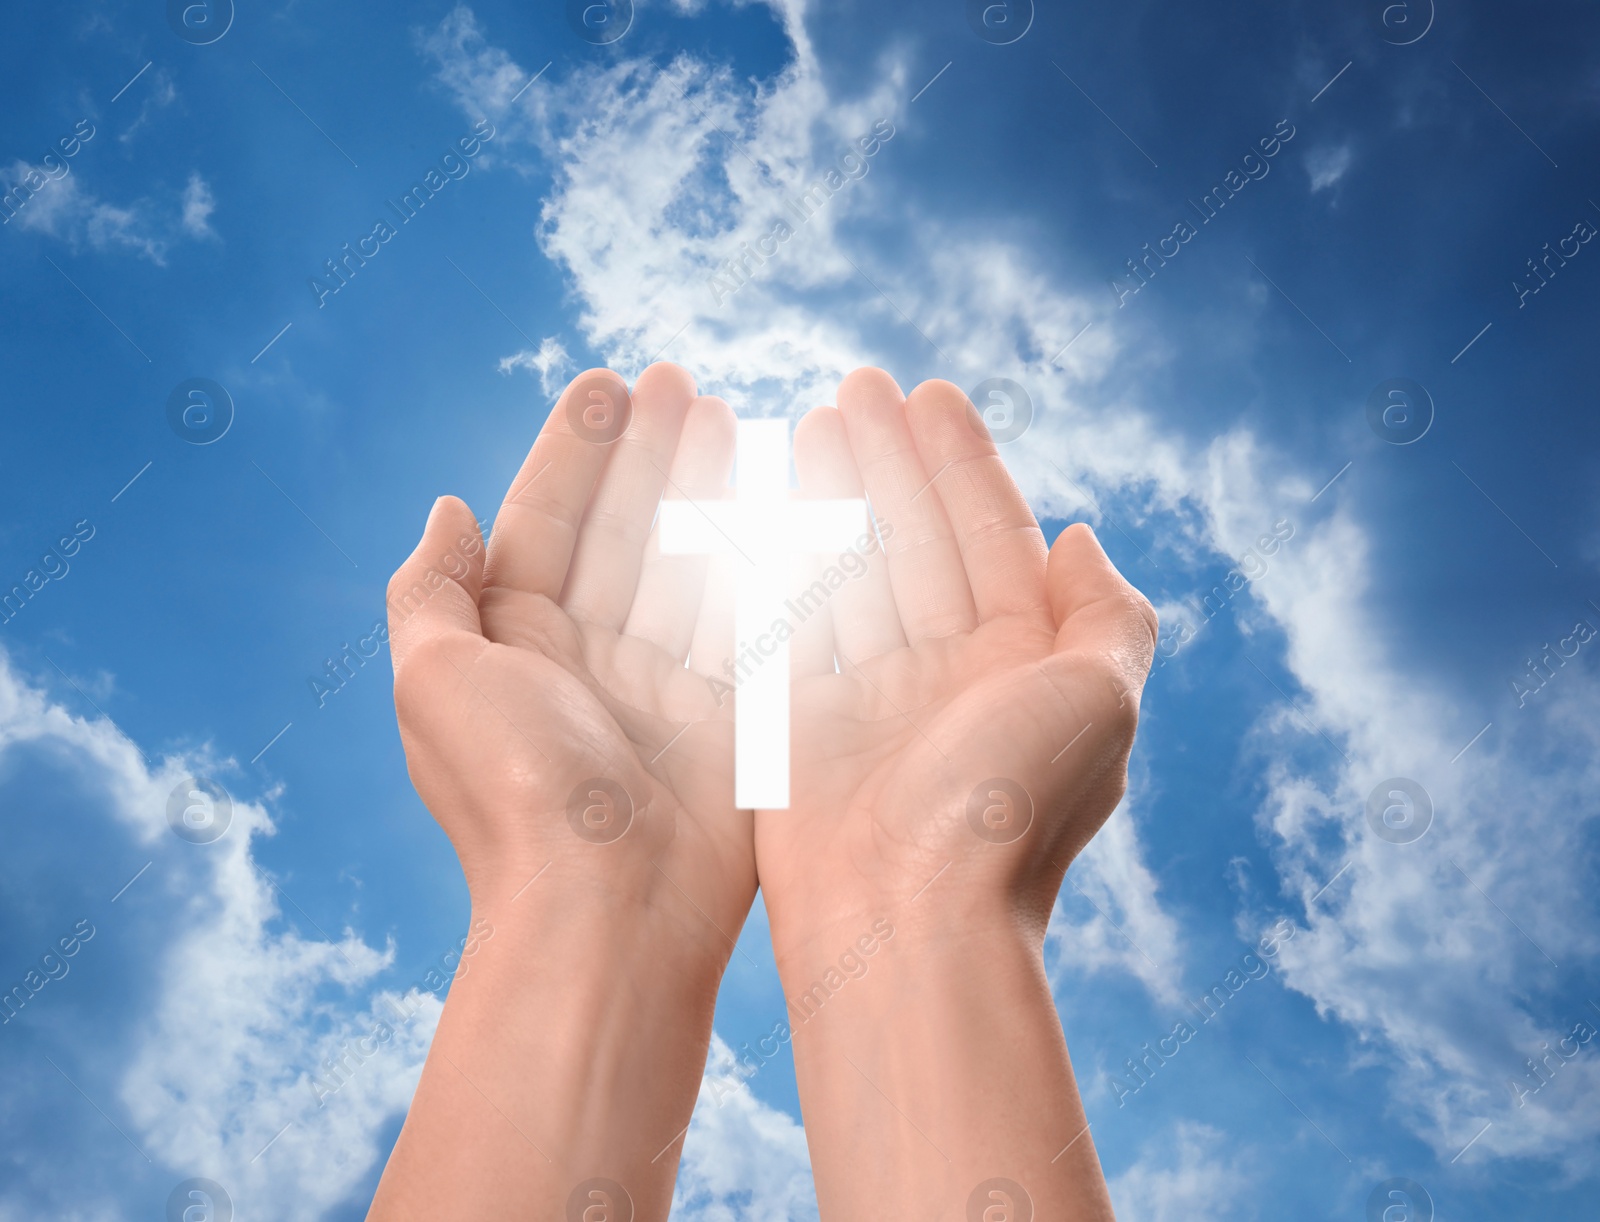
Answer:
(386, 363, 754, 959)
(759, 368, 1158, 969)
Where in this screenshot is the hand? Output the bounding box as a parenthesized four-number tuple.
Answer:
(370, 363, 752, 1219)
(387, 361, 752, 944)
(761, 366, 1157, 966)
(755, 368, 1156, 1220)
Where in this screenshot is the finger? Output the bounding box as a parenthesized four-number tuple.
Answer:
(793, 404, 906, 663)
(1047, 523, 1159, 692)
(787, 553, 838, 678)
(482, 367, 624, 602)
(387, 496, 485, 672)
(622, 395, 737, 660)
(688, 551, 739, 694)
(562, 363, 699, 629)
(835, 367, 978, 642)
(904, 379, 1049, 624)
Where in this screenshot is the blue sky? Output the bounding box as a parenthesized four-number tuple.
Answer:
(3, 0, 1599, 1217)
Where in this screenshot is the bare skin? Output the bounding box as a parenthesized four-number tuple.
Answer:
(368, 364, 1155, 1221)
(767, 369, 1155, 1220)
(369, 363, 747, 1219)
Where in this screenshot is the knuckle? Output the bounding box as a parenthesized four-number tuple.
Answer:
(393, 633, 466, 718)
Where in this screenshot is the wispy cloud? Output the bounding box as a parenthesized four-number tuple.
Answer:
(0, 652, 435, 1218)
(415, 0, 1600, 1184)
(1305, 144, 1353, 193)
(498, 335, 573, 397)
(1109, 1122, 1251, 1221)
(180, 173, 218, 239)
(2, 161, 218, 263)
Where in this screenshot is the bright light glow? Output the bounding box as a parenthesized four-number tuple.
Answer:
(659, 419, 866, 808)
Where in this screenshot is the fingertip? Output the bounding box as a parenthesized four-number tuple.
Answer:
(419, 495, 485, 587)
(905, 378, 990, 451)
(389, 494, 486, 647)
(687, 393, 737, 436)
(836, 367, 905, 415)
(426, 494, 478, 538)
(906, 377, 967, 407)
(793, 404, 842, 452)
(562, 366, 627, 398)
(793, 406, 859, 496)
(1053, 521, 1103, 555)
(635, 361, 698, 402)
(674, 396, 738, 486)
(1048, 522, 1157, 646)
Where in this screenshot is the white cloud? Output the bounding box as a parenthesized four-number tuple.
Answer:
(117, 70, 178, 143)
(420, 0, 1600, 1183)
(675, 1036, 817, 1220)
(180, 173, 217, 239)
(0, 650, 825, 1221)
(1305, 144, 1353, 192)
(1191, 437, 1600, 1171)
(1, 160, 217, 263)
(0, 651, 438, 1218)
(499, 335, 574, 397)
(1108, 1121, 1250, 1222)
(3, 162, 167, 262)
(422, 5, 1191, 1018)
(1050, 792, 1186, 1007)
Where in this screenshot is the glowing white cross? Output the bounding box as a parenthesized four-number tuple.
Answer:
(659, 419, 866, 808)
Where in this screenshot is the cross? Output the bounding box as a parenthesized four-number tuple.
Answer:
(659, 419, 867, 808)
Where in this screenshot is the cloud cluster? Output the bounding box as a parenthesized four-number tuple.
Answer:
(8, 3, 1590, 1217)
(0, 651, 434, 1218)
(1107, 1121, 1250, 1221)
(674, 1036, 818, 1220)
(499, 335, 575, 397)
(0, 635, 822, 1222)
(420, 0, 1189, 1007)
(2, 162, 218, 263)
(419, 0, 1600, 1183)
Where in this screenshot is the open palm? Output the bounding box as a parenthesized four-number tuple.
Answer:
(387, 363, 753, 957)
(757, 369, 1158, 972)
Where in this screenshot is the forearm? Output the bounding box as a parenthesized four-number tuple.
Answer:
(368, 877, 728, 1221)
(780, 915, 1116, 1221)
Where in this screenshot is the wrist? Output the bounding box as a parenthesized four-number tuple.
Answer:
(767, 878, 1044, 1001)
(375, 876, 726, 1217)
(455, 796, 748, 980)
(466, 860, 734, 997)
(776, 914, 1113, 1221)
(775, 912, 1041, 1035)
